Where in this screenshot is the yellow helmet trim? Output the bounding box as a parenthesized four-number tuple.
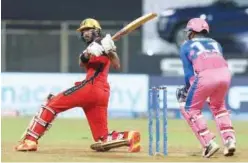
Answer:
(77, 18, 101, 32)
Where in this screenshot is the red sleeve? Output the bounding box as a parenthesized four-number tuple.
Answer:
(88, 55, 109, 64)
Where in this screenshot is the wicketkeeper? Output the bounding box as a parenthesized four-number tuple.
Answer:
(176, 18, 236, 158)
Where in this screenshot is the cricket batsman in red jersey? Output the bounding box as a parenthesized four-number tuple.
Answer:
(15, 18, 141, 153)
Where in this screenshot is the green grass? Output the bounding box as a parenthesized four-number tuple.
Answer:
(2, 117, 248, 162)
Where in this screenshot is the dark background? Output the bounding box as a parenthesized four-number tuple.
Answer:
(2, 0, 142, 21)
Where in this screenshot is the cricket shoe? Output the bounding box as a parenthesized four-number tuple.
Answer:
(202, 140, 220, 158)
(223, 138, 236, 157)
(15, 139, 38, 152)
(127, 131, 141, 152)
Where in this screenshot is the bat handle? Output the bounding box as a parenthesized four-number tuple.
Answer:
(112, 29, 127, 41)
(111, 33, 120, 41)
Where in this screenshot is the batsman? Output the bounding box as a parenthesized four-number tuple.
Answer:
(176, 18, 236, 158)
(15, 18, 141, 152)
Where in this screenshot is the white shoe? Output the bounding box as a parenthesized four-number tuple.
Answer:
(202, 140, 220, 158)
(224, 138, 236, 157)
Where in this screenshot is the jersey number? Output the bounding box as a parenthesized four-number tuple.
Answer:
(191, 42, 221, 56)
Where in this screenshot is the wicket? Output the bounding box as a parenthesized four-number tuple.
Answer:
(148, 86, 167, 156)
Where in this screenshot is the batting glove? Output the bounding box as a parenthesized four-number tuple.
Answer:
(86, 42, 105, 57)
(101, 34, 116, 54)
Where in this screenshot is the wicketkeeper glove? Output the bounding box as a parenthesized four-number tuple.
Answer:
(176, 86, 188, 103)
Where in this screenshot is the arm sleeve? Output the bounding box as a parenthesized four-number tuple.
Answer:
(180, 44, 194, 89)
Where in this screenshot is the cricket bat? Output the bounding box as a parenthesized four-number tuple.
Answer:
(112, 13, 157, 41)
(109, 13, 157, 70)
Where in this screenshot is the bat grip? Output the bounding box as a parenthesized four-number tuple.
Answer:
(112, 33, 120, 41)
(112, 29, 128, 41)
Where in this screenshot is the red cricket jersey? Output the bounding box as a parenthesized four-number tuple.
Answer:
(81, 54, 111, 89)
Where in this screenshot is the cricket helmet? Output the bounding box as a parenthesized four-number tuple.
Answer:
(185, 18, 209, 33)
(77, 18, 102, 32)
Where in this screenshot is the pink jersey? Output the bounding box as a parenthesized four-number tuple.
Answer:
(192, 50, 228, 73)
(180, 37, 228, 88)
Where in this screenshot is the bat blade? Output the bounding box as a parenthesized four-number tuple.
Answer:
(112, 13, 157, 41)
